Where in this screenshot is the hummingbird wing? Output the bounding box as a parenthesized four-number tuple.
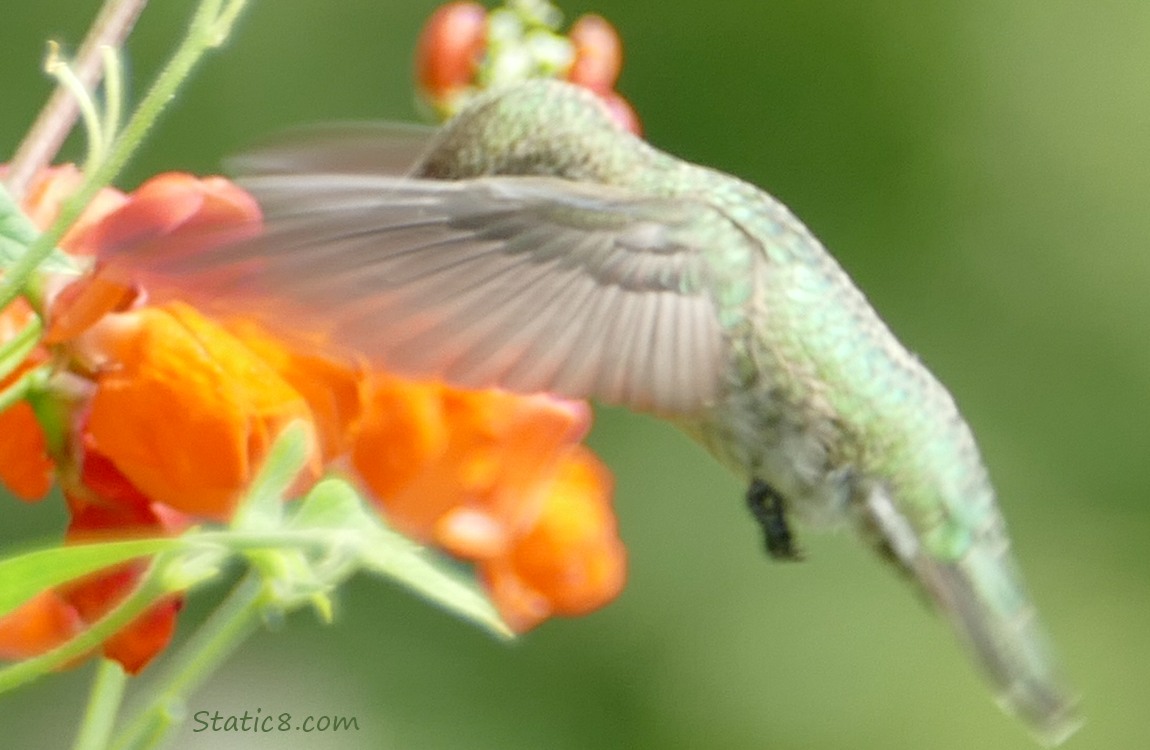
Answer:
(226, 123, 437, 177)
(102, 173, 731, 415)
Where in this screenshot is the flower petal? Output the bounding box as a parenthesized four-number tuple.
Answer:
(482, 448, 625, 631)
(85, 303, 316, 520)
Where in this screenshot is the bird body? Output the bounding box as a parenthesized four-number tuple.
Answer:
(104, 80, 1078, 743)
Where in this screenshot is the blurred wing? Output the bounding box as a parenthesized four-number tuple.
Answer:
(110, 173, 735, 414)
(226, 122, 435, 176)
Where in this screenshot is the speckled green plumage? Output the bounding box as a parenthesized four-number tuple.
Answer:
(413, 81, 1078, 742)
(418, 80, 994, 555)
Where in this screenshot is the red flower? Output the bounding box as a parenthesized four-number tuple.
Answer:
(414, 2, 642, 134)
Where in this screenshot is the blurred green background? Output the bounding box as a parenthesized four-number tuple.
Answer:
(2, 1, 1148, 748)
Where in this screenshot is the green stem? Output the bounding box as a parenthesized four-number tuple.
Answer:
(0, 561, 169, 694)
(194, 529, 353, 552)
(72, 659, 128, 750)
(0, 316, 43, 383)
(0, 365, 43, 414)
(99, 46, 125, 157)
(3, 0, 148, 202)
(110, 574, 266, 750)
(0, 0, 249, 313)
(44, 42, 109, 173)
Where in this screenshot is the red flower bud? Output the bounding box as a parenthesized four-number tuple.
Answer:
(416, 2, 488, 100)
(567, 15, 623, 93)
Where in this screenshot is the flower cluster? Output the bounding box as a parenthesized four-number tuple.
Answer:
(0, 166, 626, 672)
(416, 0, 640, 133)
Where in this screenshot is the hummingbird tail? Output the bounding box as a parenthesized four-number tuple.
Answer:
(864, 490, 1081, 746)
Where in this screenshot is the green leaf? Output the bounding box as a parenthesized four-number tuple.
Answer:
(0, 539, 179, 619)
(230, 420, 313, 532)
(0, 183, 80, 275)
(289, 478, 372, 531)
(358, 520, 514, 640)
(288, 477, 513, 638)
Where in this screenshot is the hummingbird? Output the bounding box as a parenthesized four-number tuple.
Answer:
(101, 79, 1079, 743)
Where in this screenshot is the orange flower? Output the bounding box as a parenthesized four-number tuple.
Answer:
(353, 376, 593, 557)
(230, 321, 367, 461)
(0, 165, 128, 500)
(48, 171, 261, 342)
(0, 591, 84, 662)
(0, 300, 52, 500)
(45, 171, 318, 522)
(58, 457, 188, 673)
(1, 170, 327, 672)
(1, 160, 629, 668)
(0, 452, 188, 673)
(81, 302, 319, 520)
(13, 163, 128, 254)
(481, 448, 625, 631)
(352, 375, 626, 632)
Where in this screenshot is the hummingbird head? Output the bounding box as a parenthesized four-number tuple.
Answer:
(413, 80, 640, 182)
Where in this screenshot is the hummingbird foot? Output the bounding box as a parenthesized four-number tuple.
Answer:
(745, 479, 803, 561)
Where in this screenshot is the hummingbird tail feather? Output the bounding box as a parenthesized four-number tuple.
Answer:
(864, 490, 1081, 746)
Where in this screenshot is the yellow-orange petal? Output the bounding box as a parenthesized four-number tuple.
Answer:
(481, 448, 625, 632)
(352, 375, 449, 529)
(352, 377, 593, 553)
(84, 302, 316, 520)
(434, 506, 510, 559)
(230, 320, 368, 461)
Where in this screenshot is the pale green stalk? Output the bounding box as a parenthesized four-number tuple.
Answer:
(0, 0, 249, 313)
(72, 660, 128, 750)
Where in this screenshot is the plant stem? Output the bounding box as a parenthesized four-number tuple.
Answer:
(72, 659, 128, 750)
(0, 0, 249, 314)
(0, 316, 43, 383)
(110, 574, 266, 750)
(3, 0, 149, 202)
(0, 366, 43, 415)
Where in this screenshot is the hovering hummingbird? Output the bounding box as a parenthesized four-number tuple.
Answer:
(102, 79, 1078, 743)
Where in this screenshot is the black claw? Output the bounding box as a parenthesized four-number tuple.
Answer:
(745, 479, 803, 561)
